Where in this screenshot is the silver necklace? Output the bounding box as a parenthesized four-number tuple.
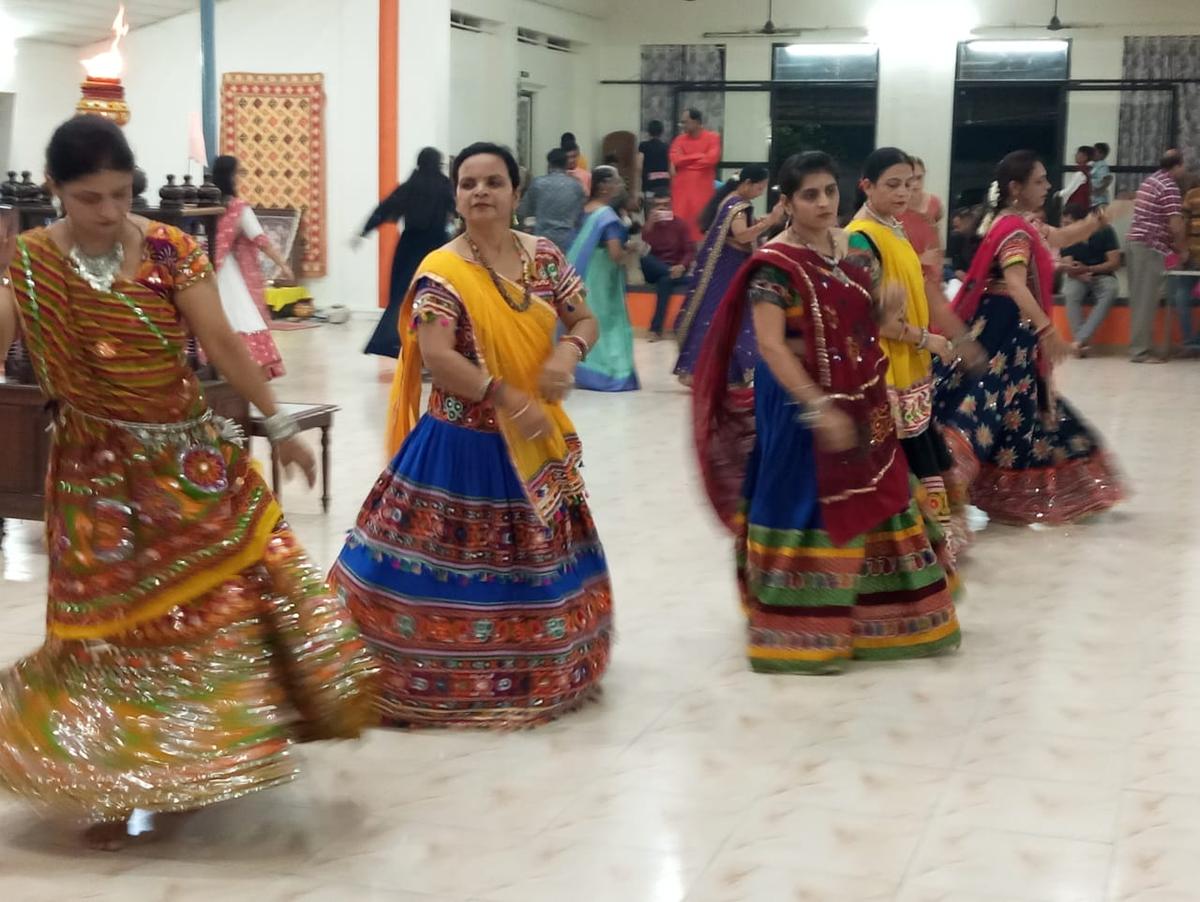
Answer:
(789, 227, 850, 283)
(68, 234, 125, 293)
(862, 203, 905, 236)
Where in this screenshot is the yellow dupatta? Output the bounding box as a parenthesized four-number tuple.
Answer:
(387, 248, 584, 524)
(845, 218, 932, 391)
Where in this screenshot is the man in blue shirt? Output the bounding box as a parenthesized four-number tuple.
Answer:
(517, 148, 586, 252)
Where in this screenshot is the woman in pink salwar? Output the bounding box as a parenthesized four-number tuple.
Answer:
(212, 155, 293, 379)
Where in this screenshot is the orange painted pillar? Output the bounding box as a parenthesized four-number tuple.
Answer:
(378, 0, 399, 308)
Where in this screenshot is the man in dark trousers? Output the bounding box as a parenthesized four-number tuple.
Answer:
(640, 190, 695, 340)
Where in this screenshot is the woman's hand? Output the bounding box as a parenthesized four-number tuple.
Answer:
(814, 405, 858, 453)
(506, 394, 552, 441)
(925, 332, 956, 364)
(276, 436, 317, 487)
(538, 345, 578, 403)
(956, 337, 989, 373)
(1038, 327, 1075, 366)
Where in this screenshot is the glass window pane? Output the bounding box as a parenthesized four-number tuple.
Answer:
(957, 40, 1069, 81)
(773, 85, 877, 218)
(773, 43, 878, 82)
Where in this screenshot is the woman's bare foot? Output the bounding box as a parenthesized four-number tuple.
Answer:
(83, 820, 128, 852)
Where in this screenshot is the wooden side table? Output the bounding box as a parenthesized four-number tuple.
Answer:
(250, 402, 339, 512)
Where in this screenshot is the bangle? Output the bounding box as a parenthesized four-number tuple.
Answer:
(561, 334, 589, 360)
(479, 374, 503, 404)
(262, 411, 300, 445)
(917, 328, 929, 350)
(510, 400, 532, 419)
(795, 394, 830, 426)
(1035, 322, 1055, 338)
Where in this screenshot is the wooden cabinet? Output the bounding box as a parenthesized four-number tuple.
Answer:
(0, 380, 249, 522)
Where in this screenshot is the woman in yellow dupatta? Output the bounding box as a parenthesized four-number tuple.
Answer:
(846, 148, 987, 568)
(329, 142, 613, 728)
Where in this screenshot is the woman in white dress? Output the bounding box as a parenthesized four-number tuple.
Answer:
(211, 155, 294, 379)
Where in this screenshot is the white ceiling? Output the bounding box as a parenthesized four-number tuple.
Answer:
(2, 0, 198, 47)
(4, 0, 614, 48)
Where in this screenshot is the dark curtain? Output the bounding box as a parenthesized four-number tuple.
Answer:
(1118, 36, 1200, 193)
(639, 45, 726, 138)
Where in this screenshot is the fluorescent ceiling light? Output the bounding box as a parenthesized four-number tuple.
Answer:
(967, 40, 1069, 54)
(785, 43, 876, 57)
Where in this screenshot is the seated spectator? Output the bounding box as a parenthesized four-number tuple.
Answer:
(946, 206, 981, 282)
(1061, 203, 1122, 353)
(639, 191, 695, 341)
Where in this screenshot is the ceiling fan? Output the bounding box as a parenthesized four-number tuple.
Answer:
(699, 0, 867, 40)
(972, 0, 1128, 35)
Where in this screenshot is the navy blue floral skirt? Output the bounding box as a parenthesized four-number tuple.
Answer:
(933, 293, 1124, 525)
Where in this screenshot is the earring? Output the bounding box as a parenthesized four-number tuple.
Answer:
(51, 195, 63, 217)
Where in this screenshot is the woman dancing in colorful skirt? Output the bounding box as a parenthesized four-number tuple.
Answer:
(0, 117, 377, 849)
(845, 148, 988, 568)
(673, 165, 783, 384)
(693, 151, 960, 674)
(934, 150, 1125, 525)
(329, 143, 613, 727)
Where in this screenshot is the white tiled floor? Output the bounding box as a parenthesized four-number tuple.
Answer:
(0, 319, 1196, 901)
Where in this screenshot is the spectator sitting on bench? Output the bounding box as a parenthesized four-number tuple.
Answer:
(946, 205, 981, 283)
(640, 190, 695, 341)
(1061, 203, 1122, 355)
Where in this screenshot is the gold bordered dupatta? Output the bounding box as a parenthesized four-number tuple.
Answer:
(844, 218, 932, 391)
(387, 247, 585, 524)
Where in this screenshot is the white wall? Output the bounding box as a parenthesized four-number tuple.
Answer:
(398, 0, 451, 176)
(450, 27, 517, 153)
(592, 0, 1200, 216)
(451, 0, 604, 162)
(3, 40, 80, 176)
(107, 0, 380, 310)
(519, 41, 577, 175)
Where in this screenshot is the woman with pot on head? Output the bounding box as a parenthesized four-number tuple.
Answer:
(845, 148, 987, 568)
(211, 154, 294, 378)
(329, 142, 613, 727)
(359, 147, 456, 358)
(674, 165, 785, 385)
(934, 150, 1125, 525)
(0, 116, 376, 849)
(567, 166, 641, 391)
(693, 151, 959, 675)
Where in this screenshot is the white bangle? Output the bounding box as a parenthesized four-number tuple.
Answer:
(262, 411, 300, 445)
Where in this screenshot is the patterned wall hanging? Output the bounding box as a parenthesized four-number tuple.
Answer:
(221, 72, 327, 278)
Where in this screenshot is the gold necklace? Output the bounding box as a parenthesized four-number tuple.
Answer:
(465, 231, 534, 312)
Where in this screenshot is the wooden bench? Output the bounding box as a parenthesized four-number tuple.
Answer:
(249, 402, 338, 513)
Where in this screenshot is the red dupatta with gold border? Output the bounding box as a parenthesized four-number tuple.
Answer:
(692, 242, 910, 546)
